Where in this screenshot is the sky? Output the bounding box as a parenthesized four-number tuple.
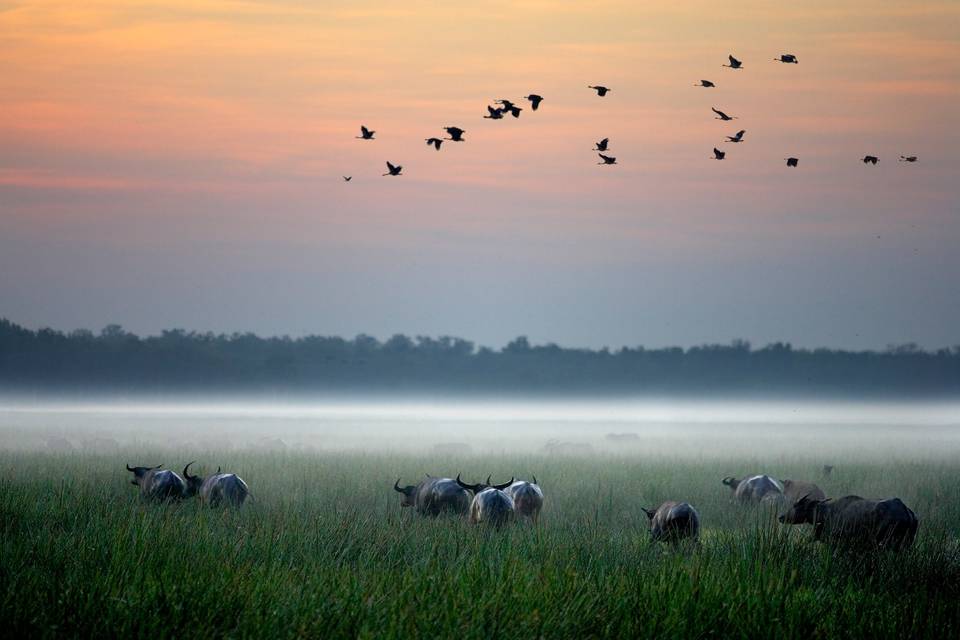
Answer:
(1, 0, 959, 350)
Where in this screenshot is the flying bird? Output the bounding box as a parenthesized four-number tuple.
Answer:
(382, 161, 402, 176)
(425, 137, 443, 150)
(444, 126, 466, 141)
(588, 85, 611, 96)
(725, 130, 746, 143)
(712, 107, 737, 121)
(862, 155, 879, 165)
(483, 106, 504, 119)
(356, 125, 375, 140)
(775, 54, 798, 64)
(496, 100, 522, 118)
(785, 157, 799, 167)
(597, 153, 617, 165)
(712, 148, 726, 160)
(723, 55, 743, 69)
(899, 155, 918, 162)
(695, 80, 716, 87)
(594, 138, 610, 152)
(343, 176, 352, 181)
(524, 94, 544, 110)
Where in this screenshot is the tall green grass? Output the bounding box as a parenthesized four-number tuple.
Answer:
(1, 450, 958, 638)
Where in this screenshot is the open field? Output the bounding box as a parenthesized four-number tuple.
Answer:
(1, 402, 959, 638)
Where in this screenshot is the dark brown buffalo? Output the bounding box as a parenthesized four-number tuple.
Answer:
(126, 464, 186, 501)
(505, 478, 544, 522)
(779, 494, 919, 550)
(394, 476, 471, 516)
(456, 475, 516, 526)
(722, 474, 784, 504)
(642, 501, 700, 543)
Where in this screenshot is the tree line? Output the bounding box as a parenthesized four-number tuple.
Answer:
(0, 318, 958, 396)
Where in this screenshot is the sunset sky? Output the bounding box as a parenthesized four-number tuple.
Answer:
(1, 1, 958, 349)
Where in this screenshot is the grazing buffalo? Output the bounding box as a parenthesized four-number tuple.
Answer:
(722, 475, 784, 504)
(505, 477, 544, 523)
(456, 475, 516, 526)
(183, 462, 249, 507)
(779, 494, 919, 551)
(782, 479, 827, 503)
(822, 465, 834, 478)
(126, 464, 186, 501)
(394, 476, 471, 516)
(642, 501, 700, 543)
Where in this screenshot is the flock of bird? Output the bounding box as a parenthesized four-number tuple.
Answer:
(343, 53, 919, 181)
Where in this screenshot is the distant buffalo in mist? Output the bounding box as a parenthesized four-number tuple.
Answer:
(723, 475, 784, 504)
(782, 479, 826, 503)
(779, 495, 918, 551)
(642, 501, 700, 543)
(505, 477, 544, 523)
(183, 462, 249, 507)
(394, 475, 471, 516)
(126, 464, 186, 501)
(822, 465, 834, 478)
(456, 475, 516, 527)
(605, 433, 640, 444)
(542, 440, 594, 456)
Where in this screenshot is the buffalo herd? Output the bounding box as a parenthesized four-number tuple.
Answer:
(393, 470, 919, 551)
(124, 460, 920, 551)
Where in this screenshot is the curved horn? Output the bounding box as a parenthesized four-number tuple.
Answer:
(532, 475, 538, 485)
(492, 477, 514, 491)
(642, 507, 656, 519)
(486, 475, 492, 486)
(126, 464, 135, 472)
(183, 461, 196, 480)
(456, 473, 479, 493)
(216, 466, 221, 474)
(394, 478, 404, 493)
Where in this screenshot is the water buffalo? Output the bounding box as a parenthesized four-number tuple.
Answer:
(126, 464, 186, 501)
(781, 479, 826, 503)
(456, 475, 516, 526)
(505, 477, 544, 523)
(393, 475, 471, 516)
(779, 494, 919, 551)
(722, 474, 784, 504)
(822, 465, 834, 478)
(183, 462, 249, 507)
(642, 501, 700, 543)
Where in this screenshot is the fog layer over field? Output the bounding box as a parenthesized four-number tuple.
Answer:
(2, 398, 958, 461)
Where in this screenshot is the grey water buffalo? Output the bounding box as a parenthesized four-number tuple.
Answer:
(505, 477, 544, 523)
(723, 474, 784, 504)
(779, 494, 919, 551)
(642, 501, 700, 543)
(782, 479, 827, 503)
(183, 462, 249, 507)
(126, 464, 186, 501)
(456, 475, 516, 526)
(393, 475, 471, 516)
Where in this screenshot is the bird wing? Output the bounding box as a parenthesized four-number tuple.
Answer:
(386, 161, 396, 171)
(729, 55, 739, 65)
(361, 126, 370, 136)
(712, 107, 722, 116)
(736, 130, 745, 137)
(598, 154, 612, 162)
(714, 148, 722, 156)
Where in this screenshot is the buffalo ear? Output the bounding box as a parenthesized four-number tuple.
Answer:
(641, 507, 656, 520)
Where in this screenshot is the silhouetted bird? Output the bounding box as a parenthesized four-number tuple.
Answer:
(594, 138, 610, 152)
(695, 80, 716, 87)
(524, 94, 544, 110)
(726, 130, 746, 143)
(484, 106, 504, 119)
(786, 157, 799, 167)
(356, 125, 375, 140)
(382, 161, 402, 176)
(597, 153, 617, 165)
(723, 55, 743, 69)
(862, 155, 879, 165)
(775, 54, 798, 64)
(496, 100, 522, 118)
(712, 148, 726, 160)
(425, 137, 443, 150)
(712, 107, 737, 121)
(588, 85, 611, 96)
(899, 155, 917, 162)
(444, 126, 466, 141)
(343, 176, 352, 181)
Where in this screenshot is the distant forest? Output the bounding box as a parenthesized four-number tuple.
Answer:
(1, 318, 958, 397)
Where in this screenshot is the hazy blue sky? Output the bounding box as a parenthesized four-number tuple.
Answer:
(1, 1, 958, 349)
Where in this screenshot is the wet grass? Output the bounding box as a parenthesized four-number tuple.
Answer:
(1, 450, 958, 638)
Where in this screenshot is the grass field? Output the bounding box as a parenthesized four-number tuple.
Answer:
(3, 432, 960, 639)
